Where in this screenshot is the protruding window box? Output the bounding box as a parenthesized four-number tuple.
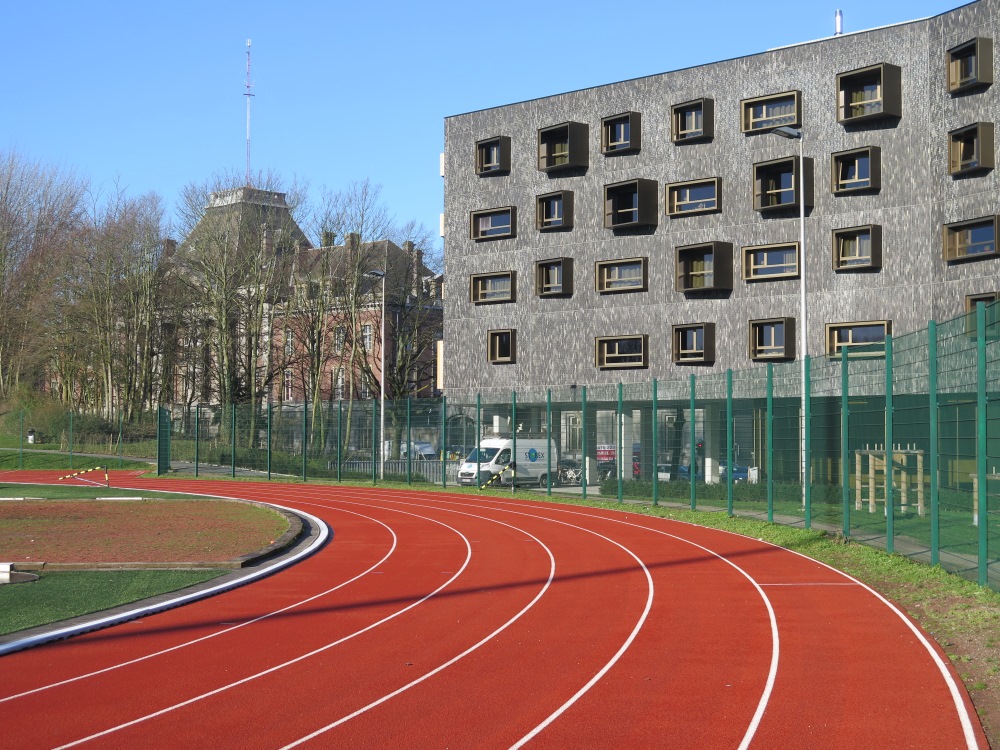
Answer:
(475, 136, 511, 175)
(604, 179, 659, 229)
(672, 323, 715, 364)
(596, 335, 648, 370)
(832, 146, 881, 194)
(596, 257, 647, 294)
(741, 91, 801, 133)
(666, 177, 720, 217)
(948, 38, 993, 94)
(832, 225, 882, 271)
(749, 318, 795, 361)
(752, 156, 813, 213)
(536, 191, 574, 231)
(943, 216, 998, 262)
(535, 257, 573, 298)
(837, 64, 901, 124)
(470, 207, 516, 241)
(487, 329, 516, 364)
(469, 271, 515, 304)
(743, 243, 799, 281)
(948, 123, 995, 175)
(538, 121, 589, 173)
(672, 98, 714, 142)
(826, 321, 890, 357)
(675, 241, 732, 293)
(601, 112, 641, 155)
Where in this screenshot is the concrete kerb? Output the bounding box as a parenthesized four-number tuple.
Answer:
(0, 500, 330, 656)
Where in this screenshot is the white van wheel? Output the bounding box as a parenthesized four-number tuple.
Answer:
(538, 474, 548, 488)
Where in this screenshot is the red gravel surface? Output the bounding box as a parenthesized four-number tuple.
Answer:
(0, 499, 288, 563)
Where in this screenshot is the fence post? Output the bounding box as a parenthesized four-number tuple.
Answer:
(886, 335, 894, 555)
(928, 321, 939, 567)
(804, 356, 812, 529)
(977, 302, 988, 586)
(441, 396, 448, 489)
(18, 411, 23, 470)
(690, 374, 696, 511)
(546, 389, 552, 496)
(337, 400, 343, 482)
(581, 386, 588, 499)
(118, 410, 123, 469)
(512, 391, 517, 494)
(194, 406, 200, 478)
(371, 399, 377, 485)
(231, 404, 236, 479)
(652, 379, 659, 507)
(406, 397, 412, 485)
(841, 347, 850, 537)
(476, 394, 482, 489)
(267, 401, 272, 481)
(726, 370, 733, 517)
(617, 382, 624, 503)
(766, 364, 773, 523)
(69, 410, 74, 470)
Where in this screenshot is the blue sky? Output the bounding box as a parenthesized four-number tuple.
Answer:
(2, 0, 964, 246)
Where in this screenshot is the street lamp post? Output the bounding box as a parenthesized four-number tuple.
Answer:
(365, 269, 387, 480)
(771, 125, 807, 493)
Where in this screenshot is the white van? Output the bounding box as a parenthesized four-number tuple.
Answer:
(383, 441, 437, 461)
(456, 437, 557, 487)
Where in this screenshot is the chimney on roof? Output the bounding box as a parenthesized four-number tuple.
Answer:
(321, 230, 336, 247)
(162, 238, 177, 258)
(835, 9, 843, 35)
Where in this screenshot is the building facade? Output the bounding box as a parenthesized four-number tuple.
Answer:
(442, 0, 999, 400)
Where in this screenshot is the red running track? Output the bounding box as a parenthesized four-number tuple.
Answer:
(0, 472, 987, 749)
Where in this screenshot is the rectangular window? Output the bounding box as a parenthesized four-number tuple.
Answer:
(749, 318, 795, 361)
(666, 177, 720, 216)
(596, 257, 648, 293)
(675, 242, 733, 293)
(470, 271, 515, 304)
(283, 330, 294, 358)
(753, 156, 811, 212)
(671, 98, 713, 142)
(535, 257, 573, 297)
(948, 38, 993, 93)
(672, 323, 715, 364)
(334, 326, 346, 352)
(743, 242, 799, 281)
(475, 136, 510, 175)
(943, 216, 998, 262)
(832, 147, 880, 194)
(538, 121, 588, 172)
(965, 292, 1000, 337)
(470, 207, 516, 240)
(826, 321, 890, 357)
(832, 225, 882, 271)
(361, 379, 370, 400)
(283, 370, 294, 401)
(596, 335, 648, 369)
(948, 123, 995, 175)
(362, 324, 373, 351)
(741, 91, 801, 132)
(603, 179, 658, 229)
(487, 329, 516, 364)
(601, 112, 641, 154)
(333, 368, 344, 400)
(836, 64, 901, 123)
(536, 190, 573, 231)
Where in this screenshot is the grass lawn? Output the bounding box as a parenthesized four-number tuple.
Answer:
(0, 569, 226, 636)
(0, 450, 151, 471)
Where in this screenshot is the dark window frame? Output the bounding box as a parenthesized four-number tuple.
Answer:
(603, 179, 659, 229)
(535, 190, 574, 231)
(537, 121, 589, 173)
(749, 317, 796, 361)
(487, 329, 517, 364)
(943, 216, 999, 262)
(666, 177, 721, 217)
(595, 257, 648, 294)
(836, 63, 902, 124)
(469, 271, 516, 304)
(832, 225, 882, 271)
(825, 321, 891, 358)
(475, 135, 511, 175)
(742, 242, 800, 281)
(470, 206, 516, 241)
(752, 156, 813, 213)
(947, 37, 994, 94)
(671, 98, 714, 143)
(948, 122, 995, 175)
(831, 146, 881, 194)
(601, 112, 641, 155)
(672, 323, 716, 364)
(535, 257, 574, 298)
(675, 241, 733, 293)
(740, 91, 802, 133)
(595, 335, 649, 370)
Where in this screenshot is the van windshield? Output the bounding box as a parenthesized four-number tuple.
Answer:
(465, 447, 500, 463)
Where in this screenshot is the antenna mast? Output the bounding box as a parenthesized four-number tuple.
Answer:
(244, 38, 254, 186)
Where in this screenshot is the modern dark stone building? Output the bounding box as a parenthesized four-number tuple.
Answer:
(442, 0, 999, 400)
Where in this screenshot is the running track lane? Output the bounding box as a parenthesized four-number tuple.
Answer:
(0, 473, 987, 749)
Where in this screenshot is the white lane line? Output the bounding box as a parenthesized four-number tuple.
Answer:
(50, 504, 475, 750)
(759, 582, 857, 587)
(407, 495, 777, 750)
(278, 507, 558, 749)
(324, 491, 656, 750)
(0, 503, 385, 703)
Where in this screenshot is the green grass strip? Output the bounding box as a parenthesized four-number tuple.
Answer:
(0, 569, 225, 636)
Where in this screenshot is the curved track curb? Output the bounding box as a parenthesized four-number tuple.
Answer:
(0, 501, 329, 657)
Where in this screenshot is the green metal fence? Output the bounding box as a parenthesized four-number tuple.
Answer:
(2, 302, 996, 590)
